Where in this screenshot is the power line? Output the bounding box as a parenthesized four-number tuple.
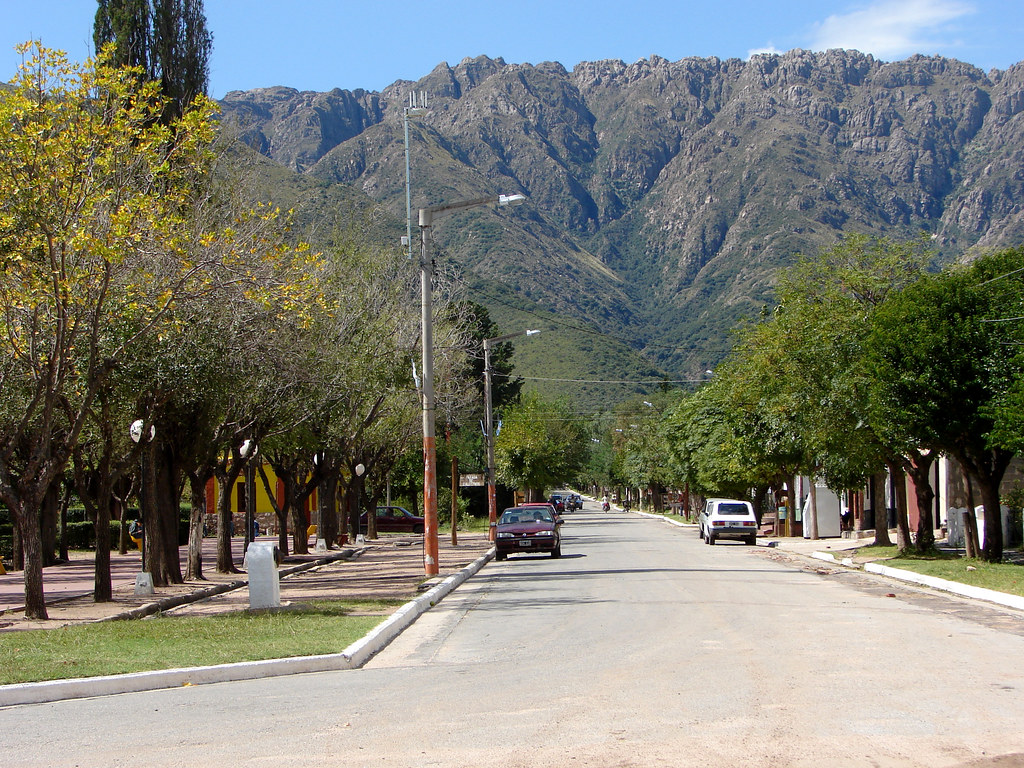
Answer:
(500, 374, 706, 384)
(978, 266, 1024, 286)
(467, 283, 731, 355)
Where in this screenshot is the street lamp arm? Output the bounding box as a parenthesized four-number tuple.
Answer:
(483, 328, 542, 349)
(420, 193, 526, 225)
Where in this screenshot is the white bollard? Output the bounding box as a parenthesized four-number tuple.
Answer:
(133, 572, 154, 596)
(246, 541, 280, 610)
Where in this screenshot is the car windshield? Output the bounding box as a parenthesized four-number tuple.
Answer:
(500, 509, 553, 524)
(718, 503, 750, 516)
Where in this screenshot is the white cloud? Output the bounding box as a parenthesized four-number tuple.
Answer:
(809, 0, 975, 59)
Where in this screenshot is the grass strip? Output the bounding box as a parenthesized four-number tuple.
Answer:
(850, 544, 1024, 597)
(884, 556, 1024, 598)
(0, 599, 403, 685)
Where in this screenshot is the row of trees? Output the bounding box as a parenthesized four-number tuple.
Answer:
(0, 44, 494, 619)
(605, 236, 1024, 563)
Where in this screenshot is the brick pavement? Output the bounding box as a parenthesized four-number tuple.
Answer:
(0, 533, 492, 632)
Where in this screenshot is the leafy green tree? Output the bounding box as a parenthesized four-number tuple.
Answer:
(771, 235, 933, 545)
(865, 247, 1024, 561)
(495, 392, 588, 498)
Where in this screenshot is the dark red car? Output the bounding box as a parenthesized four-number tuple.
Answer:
(494, 505, 562, 560)
(359, 506, 425, 534)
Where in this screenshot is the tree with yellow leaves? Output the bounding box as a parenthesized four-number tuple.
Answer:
(0, 43, 320, 617)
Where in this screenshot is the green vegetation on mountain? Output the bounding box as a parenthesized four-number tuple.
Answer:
(218, 50, 1024, 411)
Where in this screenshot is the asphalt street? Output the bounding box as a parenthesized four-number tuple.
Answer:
(4, 501, 1024, 768)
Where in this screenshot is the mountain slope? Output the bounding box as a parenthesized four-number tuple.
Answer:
(218, 49, 1024, 383)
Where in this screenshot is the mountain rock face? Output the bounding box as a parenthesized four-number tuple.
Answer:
(220, 50, 1024, 374)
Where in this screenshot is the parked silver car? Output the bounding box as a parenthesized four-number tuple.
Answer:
(698, 498, 758, 545)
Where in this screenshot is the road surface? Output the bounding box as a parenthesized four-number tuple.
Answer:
(3, 502, 1024, 767)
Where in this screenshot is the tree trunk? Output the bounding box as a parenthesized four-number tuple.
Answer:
(185, 471, 209, 580)
(751, 484, 768, 526)
(908, 453, 936, 553)
(147, 445, 183, 587)
(978, 478, 1004, 563)
(14, 503, 47, 619)
(290, 497, 309, 554)
(888, 460, 912, 553)
(255, 462, 290, 557)
(93, 491, 114, 602)
(320, 474, 339, 547)
(956, 448, 1011, 562)
(964, 472, 979, 558)
(871, 472, 892, 546)
(118, 494, 129, 555)
(215, 470, 241, 573)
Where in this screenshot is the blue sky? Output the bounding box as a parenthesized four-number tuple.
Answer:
(3, 0, 1022, 98)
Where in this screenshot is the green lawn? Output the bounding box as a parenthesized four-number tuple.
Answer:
(0, 599, 403, 685)
(855, 546, 1024, 598)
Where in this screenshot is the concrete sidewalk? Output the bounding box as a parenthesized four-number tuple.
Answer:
(0, 534, 493, 707)
(0, 533, 493, 706)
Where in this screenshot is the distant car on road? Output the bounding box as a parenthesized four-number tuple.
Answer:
(547, 494, 566, 514)
(359, 506, 425, 534)
(698, 498, 758, 545)
(494, 505, 562, 560)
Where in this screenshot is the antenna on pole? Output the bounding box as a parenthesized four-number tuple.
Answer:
(403, 90, 429, 260)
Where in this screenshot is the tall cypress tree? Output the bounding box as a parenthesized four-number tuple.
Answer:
(94, 0, 212, 122)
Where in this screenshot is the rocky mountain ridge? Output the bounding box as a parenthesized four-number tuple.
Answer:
(220, 49, 1024, 376)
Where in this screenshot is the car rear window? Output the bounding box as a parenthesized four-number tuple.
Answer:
(500, 508, 553, 524)
(718, 503, 751, 516)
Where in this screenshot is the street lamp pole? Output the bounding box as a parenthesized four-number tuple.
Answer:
(483, 329, 540, 542)
(418, 193, 526, 575)
(241, 440, 258, 552)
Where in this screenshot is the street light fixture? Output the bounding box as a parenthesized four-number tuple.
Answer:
(418, 193, 527, 575)
(483, 328, 541, 542)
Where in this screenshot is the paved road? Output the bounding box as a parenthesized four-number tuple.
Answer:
(4, 502, 1024, 767)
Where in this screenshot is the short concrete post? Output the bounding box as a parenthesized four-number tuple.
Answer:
(133, 572, 154, 596)
(246, 541, 280, 610)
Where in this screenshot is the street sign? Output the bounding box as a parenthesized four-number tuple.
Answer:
(460, 473, 485, 487)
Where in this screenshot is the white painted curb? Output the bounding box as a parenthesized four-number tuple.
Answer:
(0, 549, 495, 708)
(864, 562, 1024, 611)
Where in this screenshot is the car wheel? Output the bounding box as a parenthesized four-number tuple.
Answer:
(495, 550, 506, 561)
(413, 524, 424, 534)
(708, 533, 716, 545)
(746, 535, 756, 546)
